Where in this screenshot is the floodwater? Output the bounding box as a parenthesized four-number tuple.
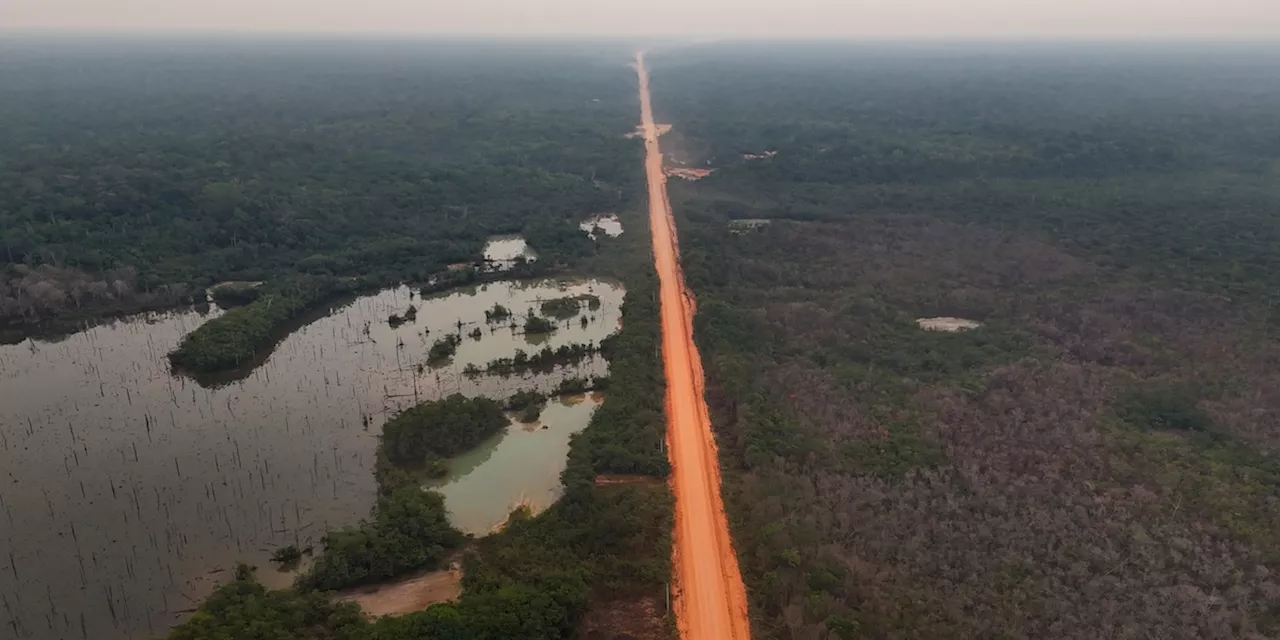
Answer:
(483, 235, 538, 269)
(580, 215, 624, 239)
(0, 276, 622, 640)
(426, 392, 604, 534)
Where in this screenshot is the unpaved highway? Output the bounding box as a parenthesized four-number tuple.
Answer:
(634, 51, 752, 640)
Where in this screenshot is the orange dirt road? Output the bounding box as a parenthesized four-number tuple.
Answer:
(634, 51, 752, 640)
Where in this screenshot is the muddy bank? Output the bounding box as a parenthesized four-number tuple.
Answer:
(336, 562, 463, 617)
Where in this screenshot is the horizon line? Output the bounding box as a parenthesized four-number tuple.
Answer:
(2, 28, 1278, 43)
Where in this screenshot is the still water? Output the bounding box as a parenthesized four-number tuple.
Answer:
(0, 277, 622, 640)
(482, 235, 538, 268)
(579, 214, 624, 239)
(428, 392, 605, 534)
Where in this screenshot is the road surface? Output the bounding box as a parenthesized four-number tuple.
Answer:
(634, 51, 752, 640)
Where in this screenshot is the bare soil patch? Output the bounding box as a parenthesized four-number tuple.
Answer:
(335, 562, 462, 617)
(626, 124, 671, 139)
(915, 317, 981, 332)
(664, 166, 715, 181)
(579, 595, 669, 640)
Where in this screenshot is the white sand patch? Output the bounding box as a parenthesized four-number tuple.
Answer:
(916, 317, 982, 332)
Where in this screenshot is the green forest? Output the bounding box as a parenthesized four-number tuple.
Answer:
(0, 38, 638, 334)
(651, 42, 1280, 639)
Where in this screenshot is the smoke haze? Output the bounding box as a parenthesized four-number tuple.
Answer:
(4, 0, 1278, 38)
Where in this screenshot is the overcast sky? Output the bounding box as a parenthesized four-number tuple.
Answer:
(4, 0, 1279, 38)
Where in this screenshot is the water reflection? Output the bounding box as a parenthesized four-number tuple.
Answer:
(0, 277, 622, 639)
(483, 235, 537, 270)
(579, 214, 624, 239)
(425, 396, 602, 534)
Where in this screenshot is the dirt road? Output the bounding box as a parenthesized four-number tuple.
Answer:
(634, 51, 752, 640)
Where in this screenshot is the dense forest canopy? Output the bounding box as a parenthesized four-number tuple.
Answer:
(651, 43, 1280, 639)
(0, 37, 642, 323)
(649, 44, 1280, 284)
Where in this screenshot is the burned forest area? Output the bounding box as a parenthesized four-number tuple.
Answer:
(650, 43, 1280, 640)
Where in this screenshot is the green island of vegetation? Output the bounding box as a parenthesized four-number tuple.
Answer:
(387, 304, 417, 328)
(297, 484, 465, 592)
(467, 342, 600, 377)
(168, 277, 355, 373)
(539, 293, 601, 320)
(483, 303, 512, 323)
(502, 378, 611, 423)
(381, 394, 508, 469)
(427, 333, 463, 365)
(522, 310, 556, 335)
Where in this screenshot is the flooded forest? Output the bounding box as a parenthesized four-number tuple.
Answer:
(1, 38, 670, 640)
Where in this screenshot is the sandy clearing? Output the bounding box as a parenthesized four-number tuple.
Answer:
(335, 562, 462, 617)
(664, 166, 716, 181)
(626, 123, 672, 139)
(916, 317, 982, 332)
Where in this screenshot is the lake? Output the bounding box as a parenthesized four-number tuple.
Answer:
(482, 235, 538, 270)
(0, 276, 623, 639)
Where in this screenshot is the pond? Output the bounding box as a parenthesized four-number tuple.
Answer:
(580, 214, 624, 239)
(482, 235, 538, 270)
(0, 276, 623, 639)
(426, 392, 605, 534)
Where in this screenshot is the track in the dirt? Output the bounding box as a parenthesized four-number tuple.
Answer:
(634, 51, 752, 640)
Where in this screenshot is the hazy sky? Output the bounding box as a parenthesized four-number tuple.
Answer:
(4, 0, 1279, 38)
